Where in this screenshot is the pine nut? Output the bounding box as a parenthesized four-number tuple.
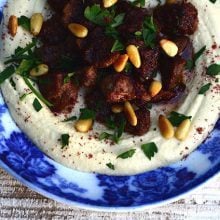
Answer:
(30, 13, 44, 36)
(103, 0, 118, 8)
(175, 119, 191, 141)
(124, 101, 137, 126)
(68, 23, 88, 38)
(75, 119, 93, 133)
(149, 80, 162, 97)
(113, 54, 129, 73)
(158, 115, 175, 139)
(126, 45, 141, 68)
(111, 104, 124, 114)
(160, 39, 178, 57)
(8, 15, 18, 37)
(30, 64, 49, 77)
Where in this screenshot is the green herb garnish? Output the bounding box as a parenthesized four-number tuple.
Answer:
(141, 142, 158, 160)
(60, 134, 70, 149)
(9, 77, 16, 90)
(117, 149, 136, 159)
(0, 66, 15, 84)
(132, 0, 145, 7)
(19, 92, 32, 101)
(33, 98, 42, 112)
(111, 40, 124, 52)
(79, 108, 96, 120)
(64, 72, 75, 84)
(63, 116, 77, 122)
(168, 112, 192, 127)
(106, 163, 115, 170)
(207, 64, 220, 76)
(199, 83, 212, 95)
(186, 46, 206, 70)
(18, 16, 30, 31)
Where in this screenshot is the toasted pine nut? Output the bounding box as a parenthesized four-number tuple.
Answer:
(124, 101, 137, 126)
(113, 54, 129, 72)
(160, 39, 178, 57)
(111, 104, 124, 114)
(8, 15, 18, 37)
(126, 45, 141, 68)
(30, 64, 49, 77)
(158, 115, 175, 139)
(75, 119, 93, 133)
(30, 13, 44, 36)
(68, 23, 88, 38)
(175, 119, 191, 141)
(149, 80, 162, 97)
(103, 0, 118, 8)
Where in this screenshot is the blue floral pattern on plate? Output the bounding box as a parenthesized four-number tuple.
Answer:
(0, 1, 219, 211)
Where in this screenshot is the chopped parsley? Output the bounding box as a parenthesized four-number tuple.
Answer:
(141, 142, 158, 160)
(19, 92, 32, 101)
(79, 108, 96, 120)
(186, 46, 206, 70)
(117, 149, 136, 159)
(60, 134, 70, 149)
(64, 72, 75, 84)
(111, 40, 125, 52)
(33, 98, 42, 112)
(0, 66, 15, 84)
(199, 83, 212, 95)
(63, 115, 77, 122)
(168, 112, 192, 127)
(106, 163, 115, 170)
(18, 15, 30, 31)
(9, 77, 16, 90)
(207, 63, 220, 76)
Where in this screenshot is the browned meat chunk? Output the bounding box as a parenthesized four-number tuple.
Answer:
(117, 1, 149, 41)
(135, 47, 160, 81)
(173, 36, 193, 61)
(101, 74, 136, 103)
(83, 28, 120, 68)
(151, 84, 186, 103)
(80, 66, 97, 87)
(154, 2, 198, 36)
(38, 73, 79, 114)
(48, 0, 68, 13)
(39, 15, 68, 45)
(160, 55, 186, 90)
(125, 108, 151, 136)
(85, 88, 111, 123)
(134, 81, 151, 102)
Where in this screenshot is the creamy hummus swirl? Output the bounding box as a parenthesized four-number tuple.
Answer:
(0, 0, 220, 175)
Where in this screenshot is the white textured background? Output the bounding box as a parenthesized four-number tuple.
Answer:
(0, 169, 220, 219)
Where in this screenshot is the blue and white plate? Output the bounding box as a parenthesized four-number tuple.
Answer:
(0, 1, 219, 211)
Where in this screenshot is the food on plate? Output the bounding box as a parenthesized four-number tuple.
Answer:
(0, 0, 219, 175)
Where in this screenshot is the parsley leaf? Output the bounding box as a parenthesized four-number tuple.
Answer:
(106, 163, 115, 170)
(19, 92, 32, 101)
(63, 115, 77, 122)
(18, 16, 30, 31)
(64, 72, 75, 84)
(117, 149, 136, 159)
(207, 63, 220, 76)
(141, 142, 158, 160)
(111, 40, 124, 52)
(79, 108, 96, 120)
(186, 46, 206, 70)
(199, 83, 212, 95)
(168, 112, 192, 127)
(33, 98, 42, 112)
(0, 66, 15, 84)
(60, 134, 70, 149)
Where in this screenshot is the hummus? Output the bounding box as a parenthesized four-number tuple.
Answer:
(0, 0, 220, 175)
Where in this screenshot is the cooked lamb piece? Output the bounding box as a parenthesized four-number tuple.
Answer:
(151, 84, 186, 103)
(38, 73, 79, 114)
(80, 66, 98, 87)
(85, 88, 112, 123)
(83, 28, 120, 68)
(160, 55, 186, 90)
(134, 81, 151, 102)
(48, 0, 68, 13)
(135, 47, 160, 81)
(154, 2, 198, 36)
(39, 15, 68, 45)
(117, 1, 149, 41)
(101, 74, 136, 103)
(173, 36, 194, 61)
(37, 36, 81, 70)
(125, 108, 151, 136)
